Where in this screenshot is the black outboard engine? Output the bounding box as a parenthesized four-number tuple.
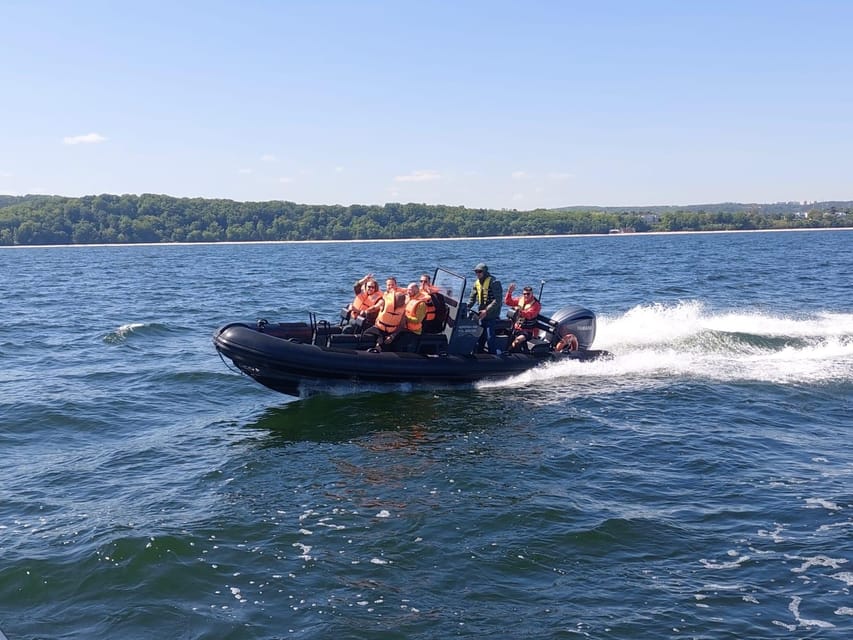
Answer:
(548, 305, 597, 350)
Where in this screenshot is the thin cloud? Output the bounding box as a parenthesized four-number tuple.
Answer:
(278, 176, 293, 184)
(547, 172, 574, 181)
(261, 154, 277, 162)
(63, 133, 107, 145)
(395, 170, 441, 183)
(511, 170, 527, 180)
(238, 168, 253, 174)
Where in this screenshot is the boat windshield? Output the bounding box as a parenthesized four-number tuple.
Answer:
(432, 267, 466, 310)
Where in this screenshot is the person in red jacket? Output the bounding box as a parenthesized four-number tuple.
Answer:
(504, 283, 542, 352)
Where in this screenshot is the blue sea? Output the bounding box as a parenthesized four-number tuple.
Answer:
(1, 230, 852, 639)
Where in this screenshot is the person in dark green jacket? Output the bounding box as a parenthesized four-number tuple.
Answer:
(468, 262, 503, 354)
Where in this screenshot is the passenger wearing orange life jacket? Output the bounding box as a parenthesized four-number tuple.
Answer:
(504, 282, 542, 352)
(361, 277, 406, 350)
(403, 282, 427, 334)
(417, 273, 442, 331)
(365, 277, 403, 328)
(374, 293, 405, 334)
(386, 283, 427, 352)
(348, 273, 382, 323)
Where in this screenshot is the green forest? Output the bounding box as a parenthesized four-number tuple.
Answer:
(0, 193, 850, 246)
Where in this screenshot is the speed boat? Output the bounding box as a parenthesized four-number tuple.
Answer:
(213, 267, 609, 397)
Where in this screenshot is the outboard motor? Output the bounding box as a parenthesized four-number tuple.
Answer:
(548, 305, 597, 350)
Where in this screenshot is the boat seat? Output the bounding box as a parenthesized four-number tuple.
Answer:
(328, 334, 375, 350)
(417, 333, 449, 355)
(491, 335, 510, 354)
(494, 319, 513, 335)
(527, 338, 551, 355)
(313, 320, 342, 346)
(259, 321, 313, 342)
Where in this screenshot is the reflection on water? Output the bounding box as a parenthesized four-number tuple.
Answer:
(243, 388, 526, 445)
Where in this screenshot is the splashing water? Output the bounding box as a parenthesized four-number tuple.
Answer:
(486, 301, 853, 392)
(103, 322, 172, 344)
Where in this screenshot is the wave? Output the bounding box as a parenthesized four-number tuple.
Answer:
(102, 322, 172, 344)
(486, 301, 853, 391)
(602, 301, 853, 347)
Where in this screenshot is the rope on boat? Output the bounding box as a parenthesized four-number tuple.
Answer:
(217, 349, 245, 376)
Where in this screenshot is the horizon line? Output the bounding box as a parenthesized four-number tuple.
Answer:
(2, 227, 850, 251)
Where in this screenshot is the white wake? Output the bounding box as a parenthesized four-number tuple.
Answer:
(485, 301, 853, 391)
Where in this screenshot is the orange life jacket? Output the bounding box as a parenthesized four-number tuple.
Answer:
(417, 290, 436, 323)
(351, 289, 381, 315)
(375, 291, 405, 333)
(404, 298, 426, 334)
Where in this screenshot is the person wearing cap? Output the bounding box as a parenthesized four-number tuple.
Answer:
(504, 282, 542, 352)
(467, 262, 503, 354)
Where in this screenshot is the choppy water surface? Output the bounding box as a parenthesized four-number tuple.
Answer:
(1, 230, 852, 639)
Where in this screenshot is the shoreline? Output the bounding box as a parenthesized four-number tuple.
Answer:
(1, 225, 850, 249)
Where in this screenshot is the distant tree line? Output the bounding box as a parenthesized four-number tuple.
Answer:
(0, 193, 850, 245)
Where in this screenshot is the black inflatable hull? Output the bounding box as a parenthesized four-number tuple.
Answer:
(214, 323, 608, 397)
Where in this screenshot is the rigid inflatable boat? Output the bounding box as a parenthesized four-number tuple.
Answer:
(213, 267, 609, 397)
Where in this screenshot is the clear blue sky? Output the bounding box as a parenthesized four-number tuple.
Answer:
(2, 1, 851, 209)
